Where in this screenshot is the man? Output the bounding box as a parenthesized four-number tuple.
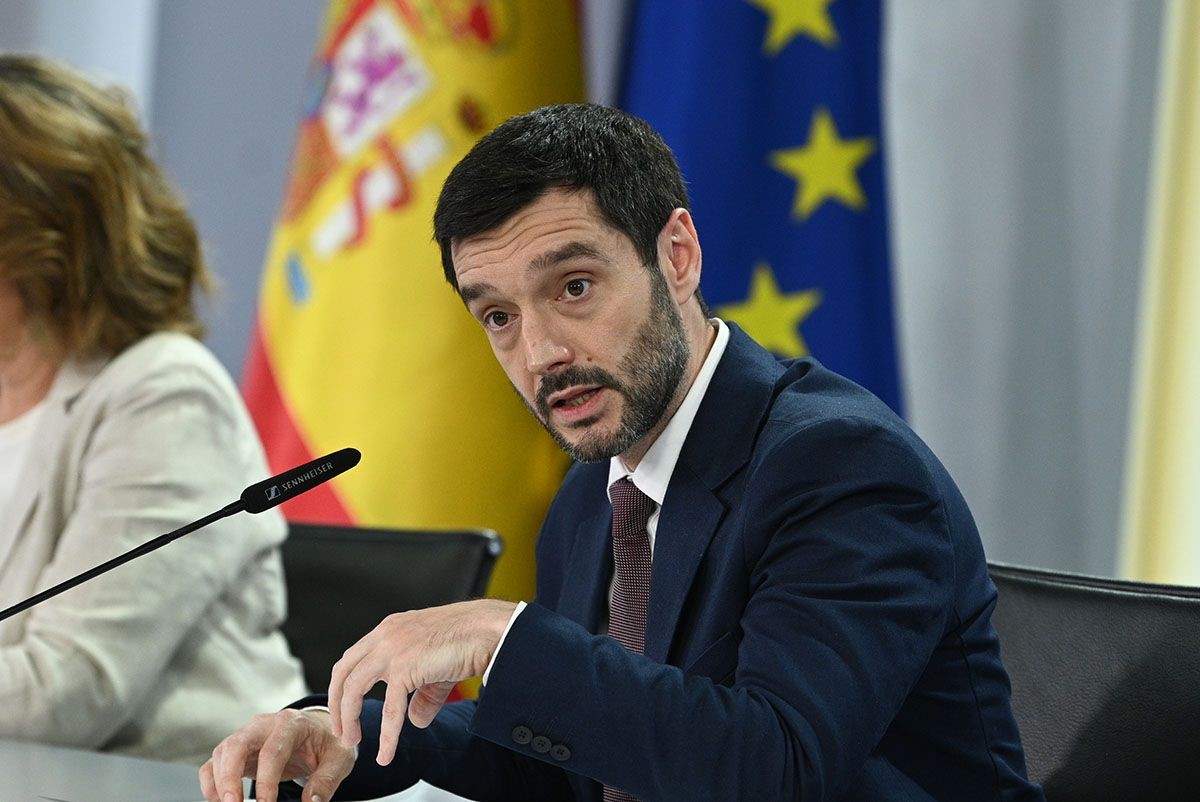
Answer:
(201, 104, 1042, 802)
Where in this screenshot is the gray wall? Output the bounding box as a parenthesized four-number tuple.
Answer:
(0, 0, 159, 111)
(150, 0, 326, 381)
(887, 0, 1163, 575)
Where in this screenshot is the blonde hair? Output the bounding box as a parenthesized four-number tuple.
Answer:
(0, 54, 212, 359)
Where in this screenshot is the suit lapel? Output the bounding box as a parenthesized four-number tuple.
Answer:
(643, 324, 783, 664)
(555, 507, 613, 633)
(644, 466, 725, 663)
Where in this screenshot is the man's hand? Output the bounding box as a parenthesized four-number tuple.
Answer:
(328, 598, 517, 766)
(199, 708, 354, 802)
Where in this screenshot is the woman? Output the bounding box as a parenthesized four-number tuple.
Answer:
(0, 54, 307, 763)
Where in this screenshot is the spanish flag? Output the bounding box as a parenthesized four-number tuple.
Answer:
(242, 0, 580, 604)
(1121, 0, 1200, 584)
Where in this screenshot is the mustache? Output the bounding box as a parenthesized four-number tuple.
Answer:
(535, 366, 624, 417)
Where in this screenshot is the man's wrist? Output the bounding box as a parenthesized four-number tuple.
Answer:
(481, 598, 520, 640)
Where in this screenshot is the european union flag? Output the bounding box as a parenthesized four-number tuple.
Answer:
(621, 0, 902, 413)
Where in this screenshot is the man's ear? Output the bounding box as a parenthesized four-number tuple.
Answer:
(657, 208, 702, 306)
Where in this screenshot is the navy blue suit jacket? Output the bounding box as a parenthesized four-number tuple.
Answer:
(323, 325, 1043, 801)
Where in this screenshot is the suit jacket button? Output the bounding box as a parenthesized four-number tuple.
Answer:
(550, 744, 571, 762)
(511, 726, 533, 745)
(531, 735, 552, 753)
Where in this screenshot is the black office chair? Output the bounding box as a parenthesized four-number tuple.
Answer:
(989, 562, 1200, 801)
(280, 523, 503, 695)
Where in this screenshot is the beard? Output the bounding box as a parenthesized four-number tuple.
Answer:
(522, 270, 690, 463)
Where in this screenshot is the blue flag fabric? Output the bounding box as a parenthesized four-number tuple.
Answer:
(621, 0, 902, 413)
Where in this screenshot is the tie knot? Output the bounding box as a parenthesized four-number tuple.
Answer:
(609, 477, 655, 540)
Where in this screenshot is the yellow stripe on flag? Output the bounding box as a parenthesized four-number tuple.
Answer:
(256, 1, 581, 604)
(1120, 0, 1200, 584)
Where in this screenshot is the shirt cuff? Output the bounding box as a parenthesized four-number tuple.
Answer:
(482, 600, 527, 686)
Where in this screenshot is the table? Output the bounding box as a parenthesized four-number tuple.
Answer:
(0, 738, 200, 802)
(0, 739, 470, 802)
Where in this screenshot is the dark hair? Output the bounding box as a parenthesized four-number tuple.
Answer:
(434, 104, 702, 306)
(0, 54, 211, 359)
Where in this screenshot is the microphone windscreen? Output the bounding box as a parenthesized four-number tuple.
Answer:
(240, 448, 361, 513)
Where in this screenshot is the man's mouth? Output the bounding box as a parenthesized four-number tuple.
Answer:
(550, 386, 602, 410)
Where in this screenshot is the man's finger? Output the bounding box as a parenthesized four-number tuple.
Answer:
(376, 677, 412, 766)
(327, 654, 350, 739)
(198, 759, 218, 802)
(408, 681, 455, 729)
(211, 718, 268, 802)
(253, 712, 302, 802)
(327, 628, 378, 740)
(211, 742, 248, 802)
(337, 660, 376, 748)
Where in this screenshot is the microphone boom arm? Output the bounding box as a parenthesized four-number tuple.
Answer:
(0, 500, 245, 624)
(0, 446, 360, 624)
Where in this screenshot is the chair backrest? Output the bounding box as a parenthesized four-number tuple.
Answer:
(280, 523, 503, 695)
(989, 562, 1200, 801)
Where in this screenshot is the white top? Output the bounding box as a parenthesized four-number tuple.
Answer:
(485, 319, 731, 683)
(0, 400, 47, 517)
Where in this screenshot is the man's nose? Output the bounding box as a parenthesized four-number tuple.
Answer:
(522, 312, 572, 376)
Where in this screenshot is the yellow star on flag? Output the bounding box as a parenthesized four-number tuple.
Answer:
(717, 262, 822, 358)
(770, 107, 875, 220)
(746, 0, 839, 54)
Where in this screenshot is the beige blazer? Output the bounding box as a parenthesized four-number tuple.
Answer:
(0, 332, 308, 764)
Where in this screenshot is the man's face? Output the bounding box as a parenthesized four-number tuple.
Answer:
(452, 189, 689, 463)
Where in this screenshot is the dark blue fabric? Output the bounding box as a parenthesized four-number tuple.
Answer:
(621, 0, 903, 414)
(319, 325, 1041, 801)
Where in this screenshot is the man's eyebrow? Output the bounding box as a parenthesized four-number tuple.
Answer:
(528, 241, 608, 274)
(459, 281, 497, 305)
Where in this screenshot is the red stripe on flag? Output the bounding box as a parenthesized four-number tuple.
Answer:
(242, 321, 355, 525)
(325, 0, 378, 57)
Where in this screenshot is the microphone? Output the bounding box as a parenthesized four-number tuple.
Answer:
(241, 447, 361, 513)
(0, 447, 361, 623)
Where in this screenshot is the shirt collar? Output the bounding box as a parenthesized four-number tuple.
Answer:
(607, 318, 730, 506)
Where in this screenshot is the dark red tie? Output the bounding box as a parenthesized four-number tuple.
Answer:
(603, 477, 655, 802)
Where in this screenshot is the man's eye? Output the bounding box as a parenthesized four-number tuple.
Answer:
(485, 311, 510, 329)
(564, 278, 591, 297)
